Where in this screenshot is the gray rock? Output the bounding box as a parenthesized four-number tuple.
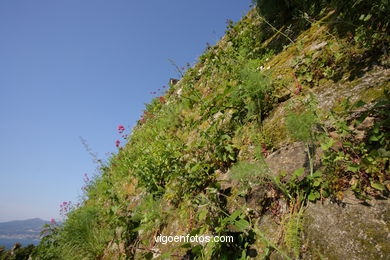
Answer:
(265, 142, 308, 179)
(302, 198, 390, 260)
(265, 142, 321, 181)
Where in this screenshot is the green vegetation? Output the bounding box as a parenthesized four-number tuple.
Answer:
(0, 244, 35, 260)
(32, 1, 389, 259)
(32, 205, 112, 260)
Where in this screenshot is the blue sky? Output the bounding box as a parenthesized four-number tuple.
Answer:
(0, 0, 251, 222)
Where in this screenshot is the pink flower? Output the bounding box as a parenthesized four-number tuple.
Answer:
(50, 218, 56, 224)
(118, 125, 125, 134)
(115, 140, 120, 147)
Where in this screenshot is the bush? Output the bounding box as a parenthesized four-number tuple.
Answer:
(255, 0, 328, 26)
(58, 205, 112, 259)
(234, 60, 273, 123)
(34, 205, 113, 260)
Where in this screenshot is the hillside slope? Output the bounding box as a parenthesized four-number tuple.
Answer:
(32, 1, 389, 259)
(0, 218, 47, 249)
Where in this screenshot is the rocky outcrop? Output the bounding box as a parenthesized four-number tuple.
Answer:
(302, 197, 390, 260)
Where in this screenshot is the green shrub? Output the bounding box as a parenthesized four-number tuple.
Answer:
(58, 205, 112, 260)
(229, 161, 268, 191)
(255, 0, 328, 26)
(285, 110, 318, 143)
(233, 61, 273, 123)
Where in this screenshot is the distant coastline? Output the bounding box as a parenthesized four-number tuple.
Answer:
(0, 218, 48, 249)
(0, 238, 40, 250)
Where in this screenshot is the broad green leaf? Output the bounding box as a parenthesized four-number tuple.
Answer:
(369, 135, 379, 142)
(312, 171, 322, 177)
(198, 210, 208, 221)
(230, 210, 242, 220)
(364, 14, 372, 21)
(347, 165, 361, 172)
(321, 138, 335, 151)
(234, 219, 250, 232)
(308, 191, 320, 201)
(293, 168, 305, 178)
(371, 182, 386, 191)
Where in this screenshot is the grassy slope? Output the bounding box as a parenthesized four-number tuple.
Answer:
(34, 2, 389, 260)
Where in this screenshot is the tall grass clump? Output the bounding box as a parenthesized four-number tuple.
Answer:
(58, 205, 112, 260)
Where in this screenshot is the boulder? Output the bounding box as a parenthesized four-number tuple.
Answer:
(302, 198, 390, 259)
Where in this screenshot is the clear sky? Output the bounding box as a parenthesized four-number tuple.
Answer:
(0, 0, 251, 222)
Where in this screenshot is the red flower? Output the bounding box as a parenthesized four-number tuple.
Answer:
(261, 143, 269, 157)
(159, 96, 166, 104)
(292, 72, 302, 94)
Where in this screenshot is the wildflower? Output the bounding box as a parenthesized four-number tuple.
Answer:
(292, 72, 302, 94)
(261, 143, 269, 157)
(159, 96, 166, 104)
(118, 125, 125, 134)
(115, 140, 120, 147)
(50, 218, 56, 224)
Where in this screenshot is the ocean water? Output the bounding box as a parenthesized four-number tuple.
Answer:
(0, 238, 39, 250)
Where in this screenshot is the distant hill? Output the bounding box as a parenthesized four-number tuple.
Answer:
(0, 218, 48, 249)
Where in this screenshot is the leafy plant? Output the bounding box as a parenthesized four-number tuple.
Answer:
(283, 206, 304, 258)
(132, 194, 167, 236)
(285, 97, 321, 176)
(233, 62, 273, 123)
(285, 109, 318, 143)
(321, 95, 390, 199)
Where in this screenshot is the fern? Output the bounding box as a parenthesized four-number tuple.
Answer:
(233, 61, 273, 123)
(285, 110, 317, 143)
(284, 208, 304, 258)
